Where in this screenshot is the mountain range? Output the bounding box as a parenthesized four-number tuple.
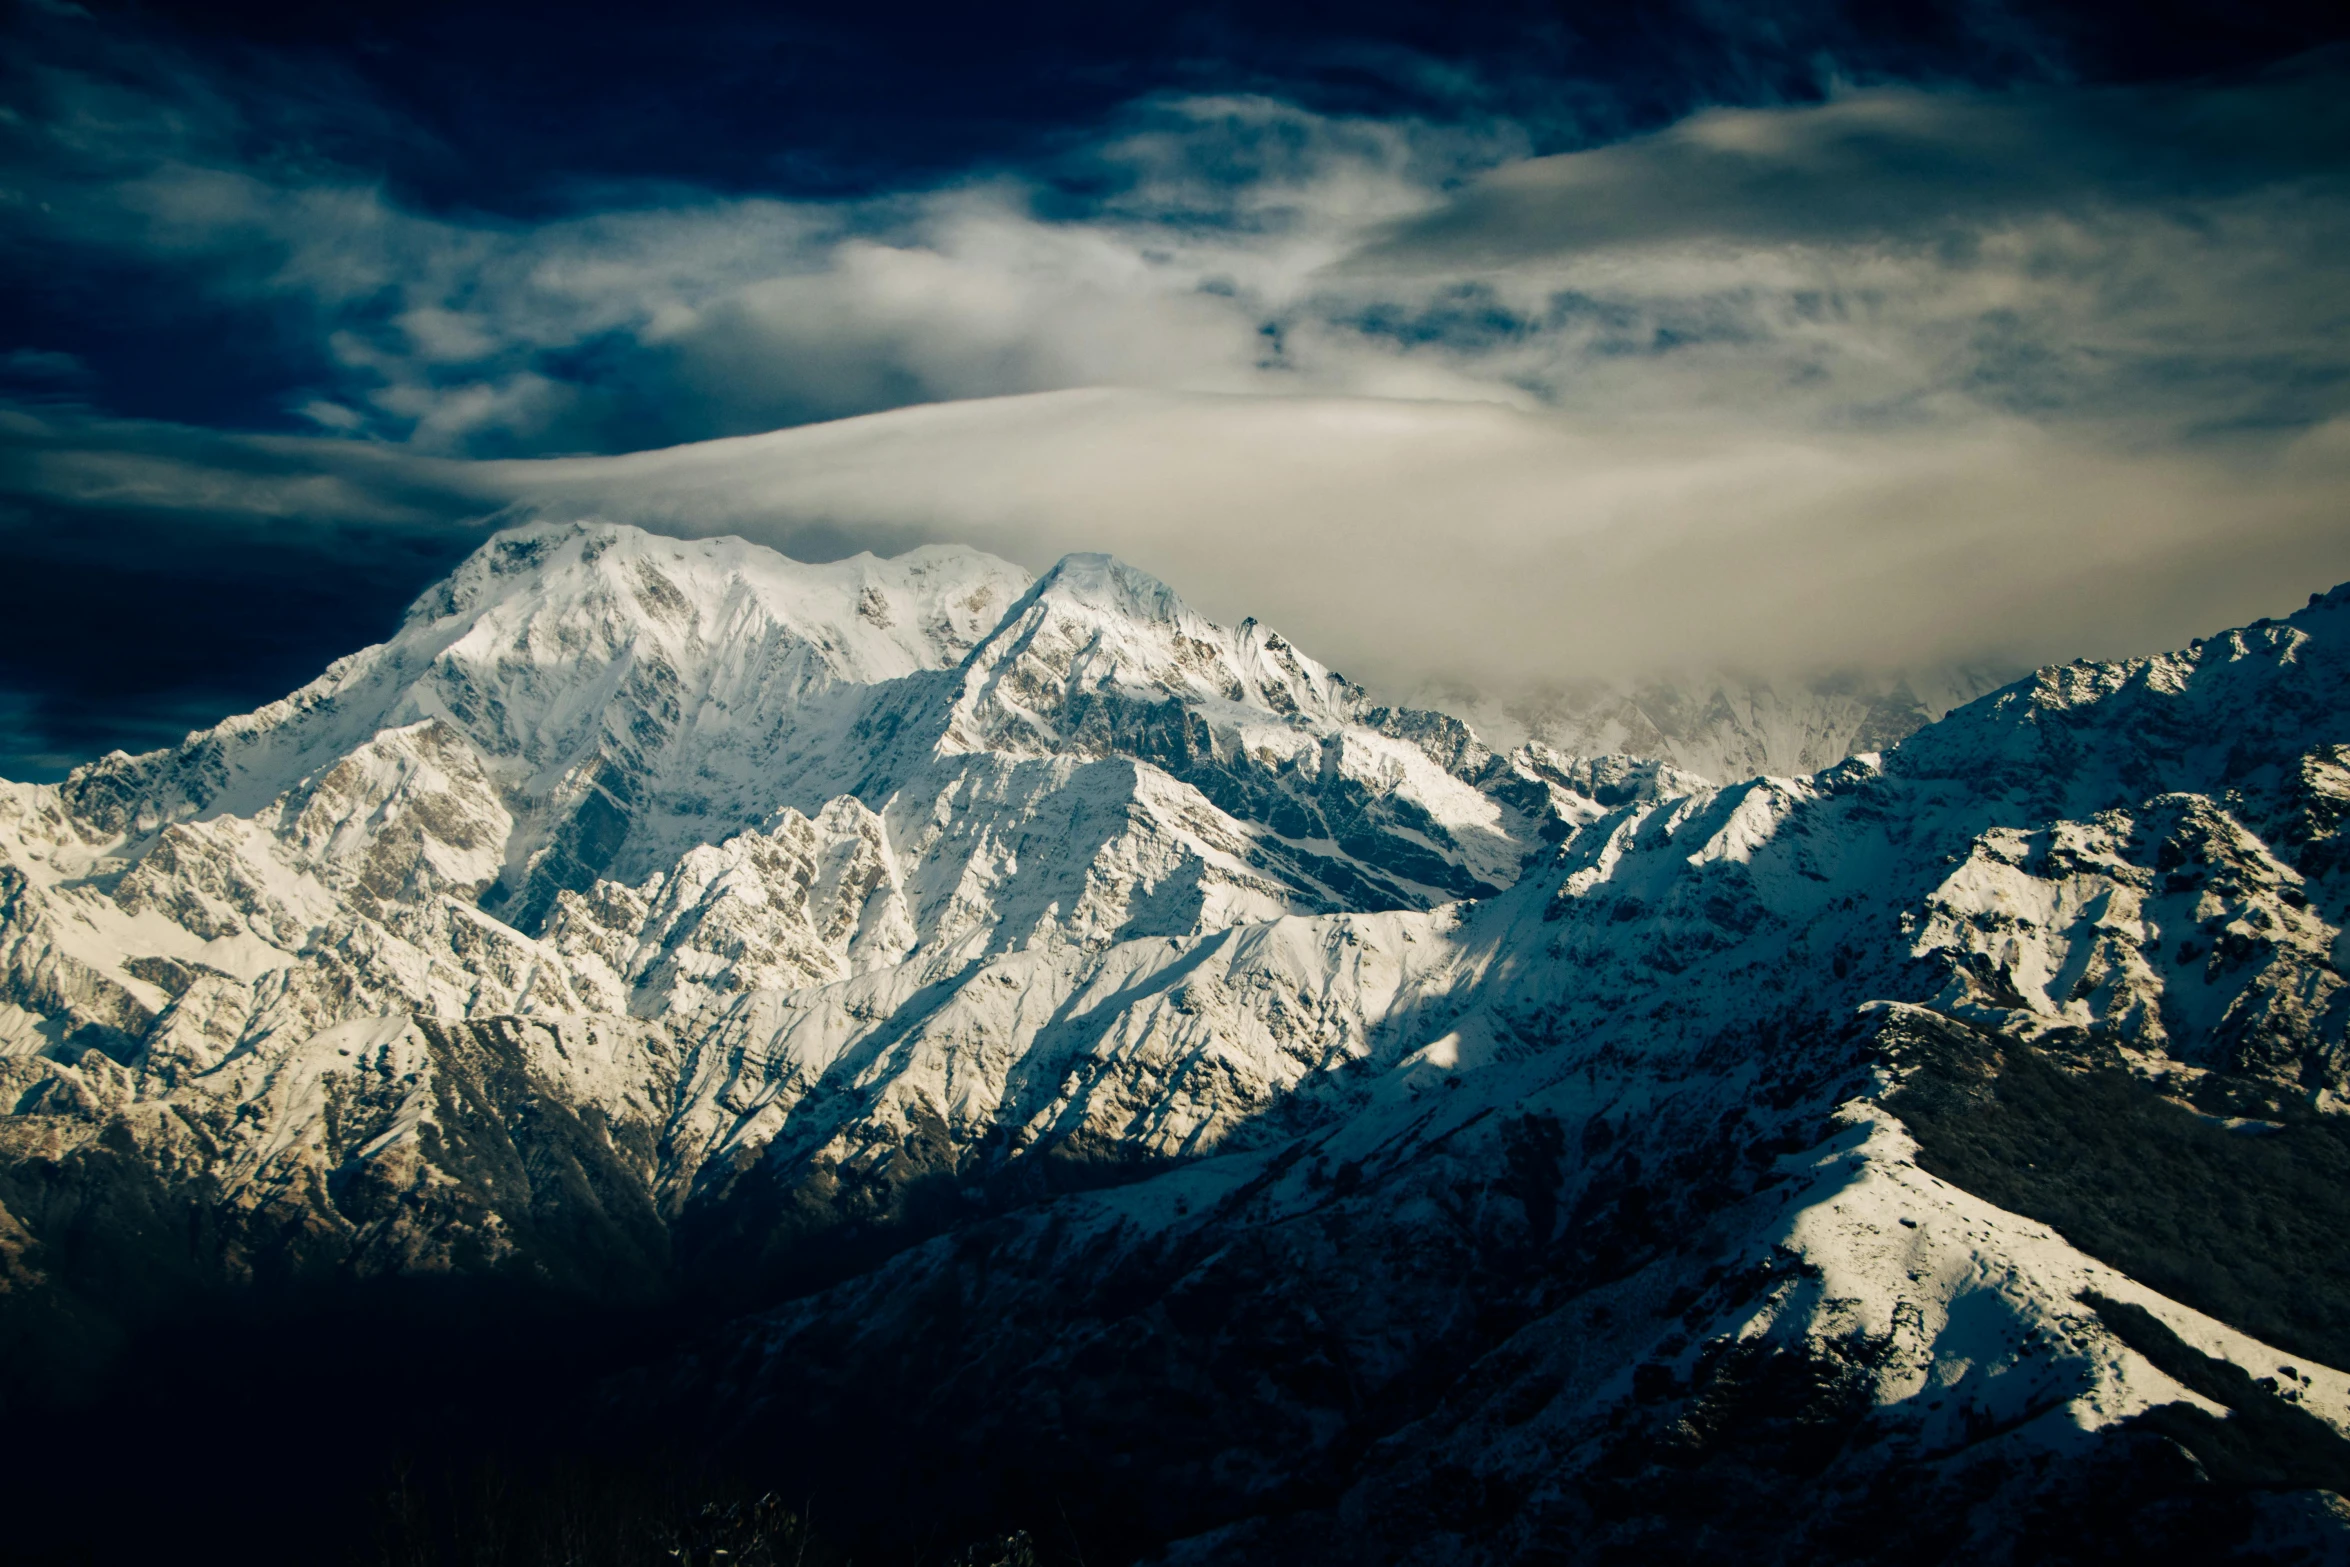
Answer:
(5, 519, 2349, 1564)
(1410, 664, 2014, 786)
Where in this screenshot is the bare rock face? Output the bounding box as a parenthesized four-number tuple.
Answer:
(7, 522, 2350, 1562)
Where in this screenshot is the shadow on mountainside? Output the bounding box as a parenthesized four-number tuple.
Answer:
(1884, 1007, 2350, 1374)
(11, 1004, 2350, 1564)
(0, 1000, 1849, 1564)
(577, 1005, 2350, 1567)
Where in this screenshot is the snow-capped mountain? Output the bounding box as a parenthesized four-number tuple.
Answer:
(0, 520, 1604, 1294)
(660, 585, 2350, 1562)
(4, 521, 2348, 1562)
(1414, 665, 2015, 784)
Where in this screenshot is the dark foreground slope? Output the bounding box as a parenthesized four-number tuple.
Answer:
(589, 1008, 2350, 1567)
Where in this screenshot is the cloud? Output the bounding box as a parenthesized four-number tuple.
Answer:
(1364, 66, 2350, 263)
(16, 47, 2348, 464)
(1325, 71, 2350, 438)
(10, 22, 2349, 456)
(0, 406, 490, 528)
(480, 388, 2350, 693)
(4, 53, 1526, 450)
(23, 382, 2346, 720)
(3, 20, 2348, 775)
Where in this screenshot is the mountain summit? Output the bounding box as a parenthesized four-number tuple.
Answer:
(5, 524, 2350, 1563)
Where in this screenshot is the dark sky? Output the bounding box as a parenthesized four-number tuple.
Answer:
(5, 0, 2350, 777)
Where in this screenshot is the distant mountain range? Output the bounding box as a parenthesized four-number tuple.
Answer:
(1408, 664, 2015, 786)
(6, 520, 2349, 1563)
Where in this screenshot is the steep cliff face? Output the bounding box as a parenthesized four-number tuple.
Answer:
(6, 524, 2350, 1563)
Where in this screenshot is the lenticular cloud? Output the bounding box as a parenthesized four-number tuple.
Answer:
(482, 387, 2350, 697)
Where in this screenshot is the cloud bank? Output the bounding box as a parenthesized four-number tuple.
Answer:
(2, 5, 2347, 774)
(482, 388, 2350, 694)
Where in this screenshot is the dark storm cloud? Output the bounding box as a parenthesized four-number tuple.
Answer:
(52, 0, 2327, 213)
(1367, 62, 2350, 265)
(0, 407, 500, 777)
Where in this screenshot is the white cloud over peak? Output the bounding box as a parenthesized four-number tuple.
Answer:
(479, 388, 2350, 693)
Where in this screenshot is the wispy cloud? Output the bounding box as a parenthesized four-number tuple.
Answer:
(5, 46, 1531, 449)
(14, 35, 2347, 453)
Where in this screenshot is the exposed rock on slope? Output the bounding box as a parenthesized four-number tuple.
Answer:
(0, 520, 1597, 1313)
(642, 582, 2350, 1560)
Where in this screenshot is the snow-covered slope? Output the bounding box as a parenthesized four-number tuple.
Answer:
(4, 525, 2348, 1561)
(57, 525, 1033, 927)
(634, 579, 2350, 1555)
(0, 519, 1606, 1294)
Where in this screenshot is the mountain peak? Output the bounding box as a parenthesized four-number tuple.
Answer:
(1029, 550, 1191, 627)
(949, 550, 1364, 756)
(53, 520, 1034, 901)
(408, 519, 1031, 674)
